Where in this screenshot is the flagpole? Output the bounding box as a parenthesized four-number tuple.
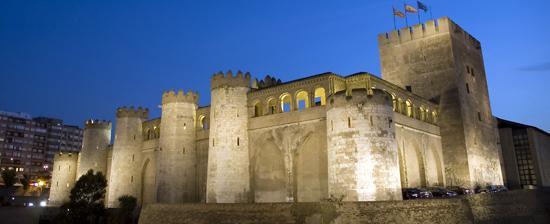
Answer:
(392, 8, 397, 30)
(403, 2, 409, 27)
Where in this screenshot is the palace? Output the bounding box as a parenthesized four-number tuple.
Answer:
(49, 17, 503, 207)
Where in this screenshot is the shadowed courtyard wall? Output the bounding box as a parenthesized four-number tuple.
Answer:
(139, 190, 550, 224)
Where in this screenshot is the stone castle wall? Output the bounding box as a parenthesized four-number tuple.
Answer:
(248, 106, 328, 202)
(51, 16, 505, 208)
(326, 89, 401, 201)
(379, 17, 503, 187)
(49, 152, 79, 206)
(138, 189, 550, 224)
(77, 120, 111, 178)
(207, 71, 251, 203)
(157, 90, 198, 203)
(107, 107, 148, 207)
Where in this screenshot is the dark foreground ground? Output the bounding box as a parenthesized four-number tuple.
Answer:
(0, 207, 43, 224)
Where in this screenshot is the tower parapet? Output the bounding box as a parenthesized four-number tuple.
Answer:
(84, 119, 112, 129)
(377, 17, 481, 51)
(116, 106, 149, 118)
(211, 70, 251, 90)
(161, 90, 198, 104)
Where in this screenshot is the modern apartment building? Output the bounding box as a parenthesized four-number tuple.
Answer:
(0, 111, 82, 181)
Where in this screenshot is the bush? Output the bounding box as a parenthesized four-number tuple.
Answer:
(115, 195, 138, 224)
(1, 169, 17, 188)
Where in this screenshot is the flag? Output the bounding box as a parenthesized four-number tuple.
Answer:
(393, 7, 405, 18)
(405, 4, 418, 13)
(417, 1, 428, 12)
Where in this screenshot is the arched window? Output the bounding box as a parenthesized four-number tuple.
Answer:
(420, 106, 426, 121)
(267, 98, 277, 114)
(398, 98, 404, 114)
(145, 129, 151, 140)
(391, 94, 397, 112)
(147, 129, 153, 140)
(432, 111, 438, 124)
(295, 90, 309, 111)
(406, 100, 413, 117)
(253, 101, 262, 117)
(425, 108, 431, 122)
(314, 88, 326, 106)
(280, 93, 292, 112)
(199, 115, 208, 130)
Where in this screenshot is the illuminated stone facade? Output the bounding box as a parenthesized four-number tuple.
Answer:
(49, 17, 503, 207)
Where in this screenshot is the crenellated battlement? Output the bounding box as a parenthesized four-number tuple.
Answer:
(162, 90, 198, 104)
(84, 119, 112, 129)
(378, 17, 481, 50)
(211, 70, 251, 89)
(116, 106, 149, 119)
(54, 151, 79, 159)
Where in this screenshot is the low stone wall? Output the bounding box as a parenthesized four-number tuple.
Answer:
(139, 190, 550, 224)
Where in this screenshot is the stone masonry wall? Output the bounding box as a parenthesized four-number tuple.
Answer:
(139, 190, 550, 224)
(326, 89, 401, 201)
(49, 152, 78, 206)
(379, 17, 503, 187)
(207, 85, 250, 203)
(77, 121, 111, 178)
(157, 99, 197, 203)
(107, 110, 146, 207)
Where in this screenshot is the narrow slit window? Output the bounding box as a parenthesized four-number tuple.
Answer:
(237, 137, 240, 146)
(370, 116, 373, 126)
(348, 117, 352, 128)
(182, 147, 186, 154)
(132, 154, 135, 162)
(466, 83, 470, 94)
(331, 120, 333, 131)
(478, 112, 482, 122)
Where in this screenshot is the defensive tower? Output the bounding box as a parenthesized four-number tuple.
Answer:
(326, 88, 401, 201)
(107, 106, 148, 207)
(206, 70, 251, 203)
(378, 17, 503, 187)
(49, 152, 79, 206)
(77, 119, 112, 178)
(157, 90, 199, 203)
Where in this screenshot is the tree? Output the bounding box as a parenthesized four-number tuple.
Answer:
(55, 169, 107, 224)
(1, 169, 17, 188)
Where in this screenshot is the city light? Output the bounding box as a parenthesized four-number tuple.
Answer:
(40, 201, 47, 207)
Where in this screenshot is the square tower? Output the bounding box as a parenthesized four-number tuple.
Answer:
(378, 17, 503, 187)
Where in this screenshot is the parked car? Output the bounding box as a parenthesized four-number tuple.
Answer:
(402, 188, 433, 200)
(427, 187, 458, 198)
(475, 185, 508, 193)
(446, 186, 474, 195)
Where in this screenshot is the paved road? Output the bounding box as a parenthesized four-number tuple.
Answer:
(0, 207, 43, 224)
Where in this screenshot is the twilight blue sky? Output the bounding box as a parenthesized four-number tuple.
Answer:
(1, 0, 549, 132)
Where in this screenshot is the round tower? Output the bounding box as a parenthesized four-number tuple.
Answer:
(107, 106, 148, 207)
(156, 90, 198, 203)
(326, 88, 401, 201)
(77, 119, 112, 178)
(49, 152, 78, 206)
(206, 70, 251, 203)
